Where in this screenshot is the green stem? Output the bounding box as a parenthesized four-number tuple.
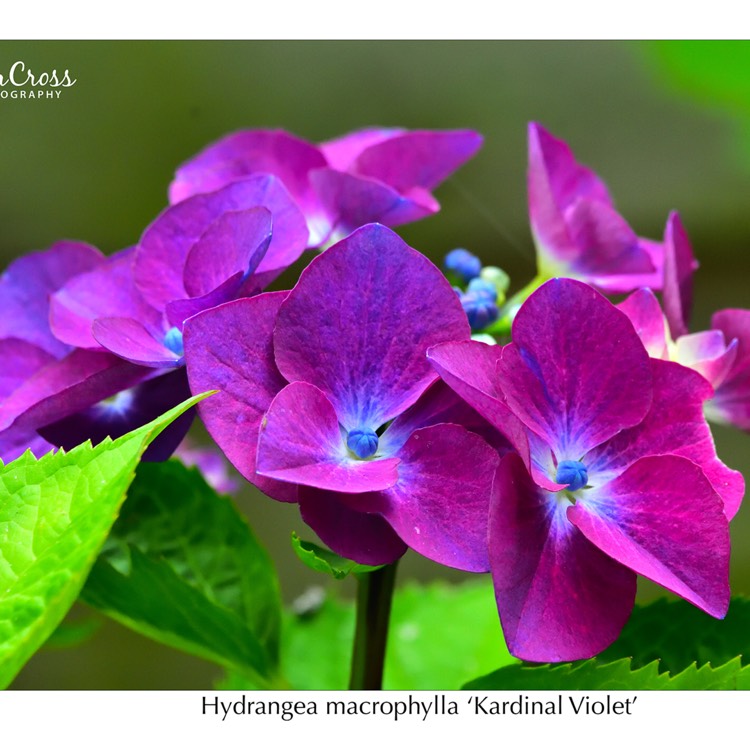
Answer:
(348, 561, 398, 690)
(485, 273, 546, 337)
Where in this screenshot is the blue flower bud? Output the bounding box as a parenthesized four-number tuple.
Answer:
(555, 460, 588, 492)
(444, 248, 482, 283)
(467, 277, 498, 301)
(460, 291, 499, 331)
(480, 266, 511, 295)
(164, 326, 184, 357)
(347, 427, 379, 459)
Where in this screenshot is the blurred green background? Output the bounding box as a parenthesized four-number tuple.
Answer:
(3, 40, 749, 688)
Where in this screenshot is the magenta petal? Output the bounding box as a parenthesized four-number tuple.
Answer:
(0, 240, 104, 357)
(0, 349, 150, 434)
(169, 129, 327, 218)
(564, 198, 655, 276)
(50, 248, 162, 350)
(257, 381, 399, 493)
(309, 169, 436, 234)
(135, 175, 308, 309)
(274, 224, 470, 430)
(662, 212, 697, 340)
(617, 288, 668, 358)
(182, 293, 295, 502)
(708, 309, 750, 430)
(320, 128, 404, 171)
(427, 340, 530, 461)
(500, 279, 652, 457)
(571, 455, 730, 618)
(0, 426, 54, 463)
(372, 423, 498, 572)
(490, 454, 636, 662)
(92, 317, 180, 368)
(350, 130, 483, 192)
(0, 339, 56, 397)
(587, 359, 744, 519)
(675, 331, 738, 388)
(298, 487, 407, 566)
(183, 207, 272, 298)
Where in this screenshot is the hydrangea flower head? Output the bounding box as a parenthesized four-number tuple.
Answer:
(430, 278, 741, 661)
(528, 122, 663, 293)
(184, 223, 500, 570)
(169, 128, 483, 246)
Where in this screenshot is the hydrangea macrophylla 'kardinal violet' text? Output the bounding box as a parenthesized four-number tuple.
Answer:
(528, 122, 664, 293)
(184, 223, 500, 569)
(0, 241, 190, 462)
(168, 128, 483, 247)
(429, 278, 743, 662)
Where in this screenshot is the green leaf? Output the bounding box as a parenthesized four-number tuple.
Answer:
(463, 656, 750, 690)
(81, 460, 283, 686)
(0, 393, 206, 689)
(291, 532, 382, 580)
(464, 596, 750, 690)
(221, 578, 518, 690)
(599, 597, 750, 673)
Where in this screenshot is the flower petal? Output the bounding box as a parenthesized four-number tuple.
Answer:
(499, 278, 652, 457)
(274, 224, 469, 430)
(0, 240, 104, 357)
(586, 359, 744, 519)
(92, 317, 181, 368)
(320, 128, 404, 171)
(182, 292, 296, 502)
(135, 175, 307, 310)
(298, 487, 407, 566)
(490, 453, 636, 662)
(571, 455, 730, 618)
(617, 287, 669, 358)
(662, 211, 697, 340)
(368, 423, 498, 572)
(256, 381, 400, 493)
(183, 206, 272, 298)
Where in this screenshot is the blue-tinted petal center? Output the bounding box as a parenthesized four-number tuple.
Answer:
(555, 459, 588, 492)
(164, 326, 184, 357)
(347, 427, 379, 459)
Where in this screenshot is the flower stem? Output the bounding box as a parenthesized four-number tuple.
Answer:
(348, 562, 398, 690)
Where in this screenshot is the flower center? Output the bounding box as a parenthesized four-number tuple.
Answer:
(555, 459, 588, 492)
(163, 326, 184, 357)
(346, 427, 379, 459)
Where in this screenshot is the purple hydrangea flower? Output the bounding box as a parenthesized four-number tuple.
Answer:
(184, 223, 501, 569)
(528, 123, 664, 293)
(430, 278, 741, 661)
(0, 242, 193, 462)
(169, 128, 483, 247)
(50, 177, 308, 370)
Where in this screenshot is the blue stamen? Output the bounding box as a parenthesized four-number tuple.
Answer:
(467, 277, 498, 301)
(347, 427, 379, 459)
(444, 248, 482, 283)
(555, 460, 588, 492)
(163, 326, 184, 357)
(460, 291, 499, 331)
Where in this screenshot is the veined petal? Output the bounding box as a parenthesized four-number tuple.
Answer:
(617, 288, 669, 359)
(0, 339, 56, 398)
(349, 130, 483, 192)
(571, 455, 730, 618)
(708, 309, 750, 430)
(298, 487, 407, 566)
(92, 317, 182, 368)
(182, 292, 296, 503)
(256, 381, 400, 493)
(490, 453, 636, 662)
(274, 224, 469, 430)
(662, 212, 698, 340)
(135, 175, 307, 310)
(675, 330, 738, 388)
(499, 278, 652, 458)
(0, 240, 104, 357)
(369, 423, 498, 572)
(183, 207, 272, 298)
(586, 359, 744, 519)
(320, 127, 404, 171)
